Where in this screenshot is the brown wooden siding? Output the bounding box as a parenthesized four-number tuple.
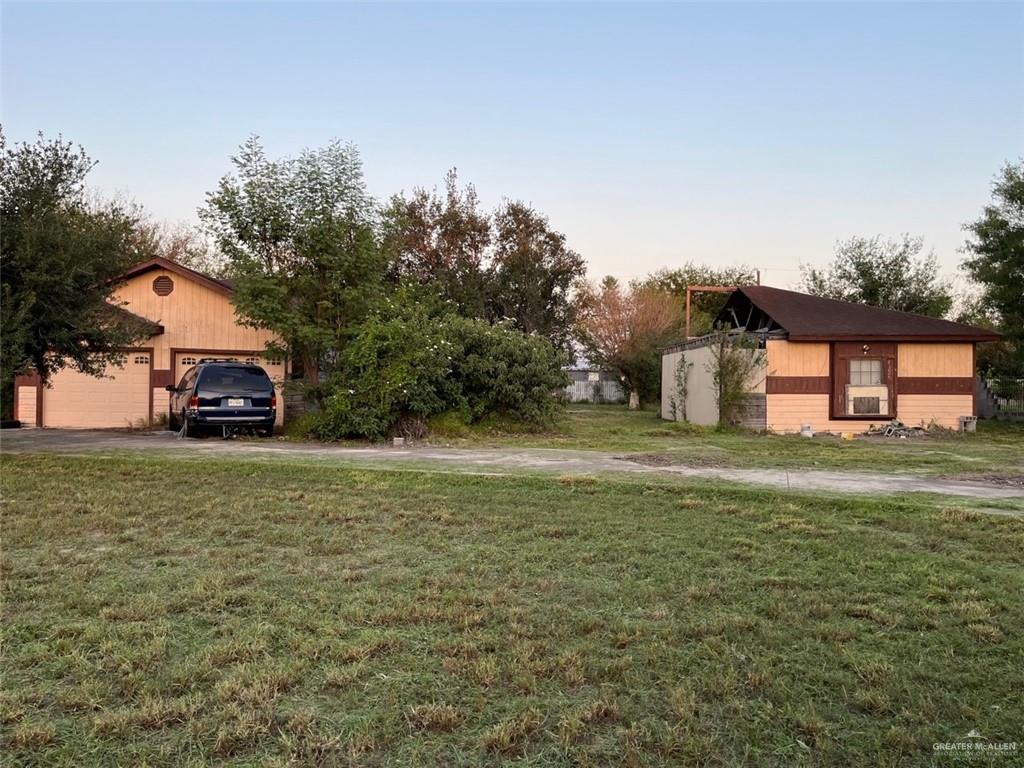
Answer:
(766, 376, 830, 394)
(897, 377, 974, 395)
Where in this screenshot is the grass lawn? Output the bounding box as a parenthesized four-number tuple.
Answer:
(428, 404, 1024, 478)
(2, 454, 1022, 767)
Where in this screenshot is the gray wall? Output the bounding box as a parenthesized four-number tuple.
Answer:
(661, 343, 767, 426)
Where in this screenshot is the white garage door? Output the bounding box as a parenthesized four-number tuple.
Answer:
(43, 354, 152, 428)
(173, 353, 284, 386)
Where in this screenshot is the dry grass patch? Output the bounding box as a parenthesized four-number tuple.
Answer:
(8, 721, 57, 750)
(406, 703, 462, 732)
(967, 623, 1005, 643)
(481, 707, 544, 754)
(939, 507, 982, 522)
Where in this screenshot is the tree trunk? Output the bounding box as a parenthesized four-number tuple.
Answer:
(628, 390, 640, 410)
(299, 347, 321, 407)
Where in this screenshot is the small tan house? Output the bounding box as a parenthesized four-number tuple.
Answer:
(661, 286, 1000, 433)
(14, 257, 286, 429)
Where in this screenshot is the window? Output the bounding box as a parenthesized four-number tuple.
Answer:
(845, 358, 887, 415)
(244, 357, 258, 364)
(181, 356, 197, 366)
(133, 355, 149, 365)
(196, 366, 272, 394)
(153, 276, 174, 296)
(849, 359, 882, 386)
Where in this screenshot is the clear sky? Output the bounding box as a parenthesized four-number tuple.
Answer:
(3, 2, 1022, 287)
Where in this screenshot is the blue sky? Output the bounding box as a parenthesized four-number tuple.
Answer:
(3, 2, 1022, 286)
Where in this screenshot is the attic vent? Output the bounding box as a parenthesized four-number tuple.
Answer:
(153, 276, 174, 296)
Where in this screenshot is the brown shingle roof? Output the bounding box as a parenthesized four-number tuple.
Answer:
(721, 286, 1000, 342)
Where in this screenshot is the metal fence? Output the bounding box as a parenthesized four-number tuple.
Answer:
(987, 378, 1024, 418)
(564, 376, 625, 404)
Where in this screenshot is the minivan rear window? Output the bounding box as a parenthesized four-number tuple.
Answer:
(197, 366, 272, 393)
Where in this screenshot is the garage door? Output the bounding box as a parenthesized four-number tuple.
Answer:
(173, 353, 284, 386)
(43, 354, 152, 428)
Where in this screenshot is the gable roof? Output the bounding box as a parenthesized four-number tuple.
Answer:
(717, 285, 1000, 342)
(108, 303, 165, 336)
(117, 256, 233, 297)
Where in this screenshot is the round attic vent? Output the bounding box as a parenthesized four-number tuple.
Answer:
(153, 275, 174, 296)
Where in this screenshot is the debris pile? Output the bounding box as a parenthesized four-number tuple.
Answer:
(866, 419, 928, 439)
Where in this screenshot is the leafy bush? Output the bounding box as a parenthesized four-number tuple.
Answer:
(312, 313, 461, 440)
(311, 310, 568, 440)
(447, 317, 568, 424)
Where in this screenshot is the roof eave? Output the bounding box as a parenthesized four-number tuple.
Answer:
(786, 333, 1002, 343)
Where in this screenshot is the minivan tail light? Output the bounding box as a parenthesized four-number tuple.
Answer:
(270, 395, 277, 409)
(189, 395, 199, 409)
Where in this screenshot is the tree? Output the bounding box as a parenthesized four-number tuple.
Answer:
(486, 200, 586, 354)
(640, 263, 757, 337)
(798, 235, 953, 317)
(200, 136, 386, 400)
(134, 219, 226, 277)
(577, 278, 680, 409)
(962, 160, 1024, 376)
(705, 329, 766, 427)
(382, 173, 587, 354)
(0, 131, 153, 418)
(383, 169, 491, 318)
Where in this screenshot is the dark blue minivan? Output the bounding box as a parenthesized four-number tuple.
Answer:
(167, 359, 276, 437)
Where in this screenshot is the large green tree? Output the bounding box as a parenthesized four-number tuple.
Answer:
(385, 172, 586, 354)
(962, 160, 1024, 376)
(383, 170, 491, 318)
(798, 235, 953, 317)
(486, 200, 586, 354)
(0, 131, 152, 419)
(200, 137, 386, 399)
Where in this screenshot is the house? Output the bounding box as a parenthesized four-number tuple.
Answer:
(13, 257, 287, 429)
(661, 286, 1000, 432)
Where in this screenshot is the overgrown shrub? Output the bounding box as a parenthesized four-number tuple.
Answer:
(310, 310, 568, 440)
(447, 317, 568, 424)
(312, 313, 461, 440)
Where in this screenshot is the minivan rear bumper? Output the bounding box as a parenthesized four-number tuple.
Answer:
(193, 409, 275, 427)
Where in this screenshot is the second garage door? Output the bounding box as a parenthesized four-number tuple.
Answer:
(43, 354, 152, 428)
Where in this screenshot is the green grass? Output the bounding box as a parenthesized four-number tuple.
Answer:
(427, 404, 1024, 477)
(3, 454, 1023, 766)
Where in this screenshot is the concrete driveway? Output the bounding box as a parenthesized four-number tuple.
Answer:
(4, 428, 1023, 505)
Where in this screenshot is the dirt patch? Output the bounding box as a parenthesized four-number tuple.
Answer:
(619, 453, 724, 468)
(940, 473, 1024, 488)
